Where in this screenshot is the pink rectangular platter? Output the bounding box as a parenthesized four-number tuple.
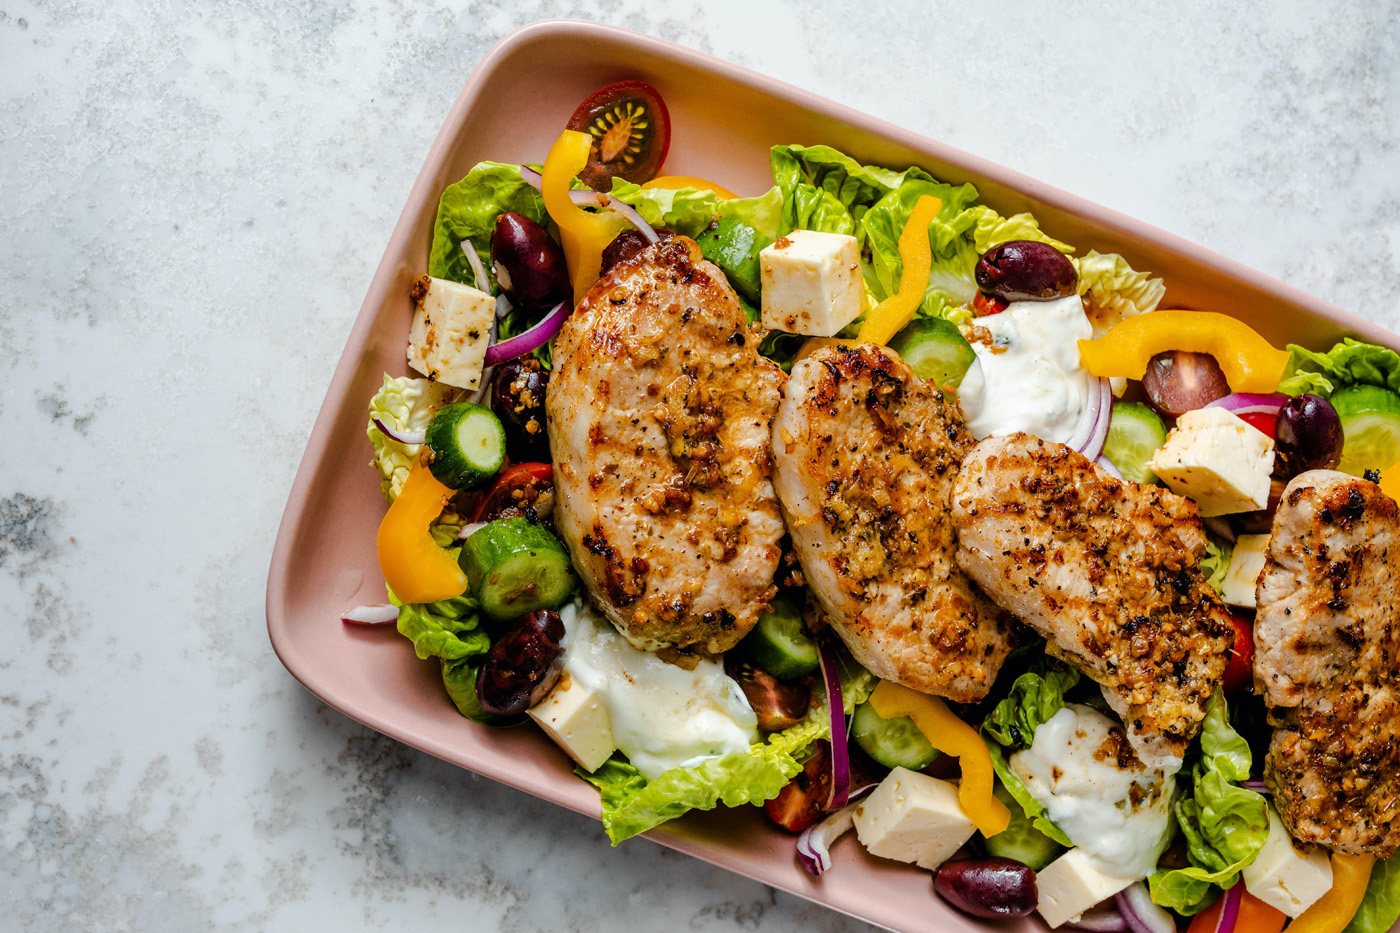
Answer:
(266, 19, 1400, 933)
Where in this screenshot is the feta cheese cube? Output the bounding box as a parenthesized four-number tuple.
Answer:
(406, 275, 495, 390)
(1243, 806, 1333, 918)
(1035, 849, 1137, 928)
(1147, 407, 1275, 516)
(527, 671, 615, 772)
(759, 230, 862, 337)
(1221, 533, 1271, 608)
(852, 767, 976, 870)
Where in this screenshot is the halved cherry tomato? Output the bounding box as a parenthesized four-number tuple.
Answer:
(971, 292, 1008, 317)
(765, 740, 833, 832)
(1238, 410, 1278, 438)
(471, 462, 555, 523)
(724, 656, 810, 732)
(642, 175, 738, 199)
(1223, 612, 1255, 695)
(566, 80, 670, 191)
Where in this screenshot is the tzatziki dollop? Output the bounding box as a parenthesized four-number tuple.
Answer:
(559, 602, 758, 780)
(1010, 703, 1178, 879)
(957, 293, 1095, 442)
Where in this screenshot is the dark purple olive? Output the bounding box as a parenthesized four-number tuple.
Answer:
(600, 227, 674, 274)
(1274, 393, 1343, 479)
(934, 857, 1038, 919)
(974, 240, 1078, 302)
(491, 358, 550, 462)
(490, 212, 569, 312)
(1141, 350, 1231, 418)
(475, 609, 566, 717)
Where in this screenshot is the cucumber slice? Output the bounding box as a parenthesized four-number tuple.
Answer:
(1103, 402, 1168, 485)
(981, 784, 1065, 871)
(1332, 385, 1400, 476)
(459, 518, 574, 621)
(851, 700, 939, 771)
(736, 598, 819, 680)
(425, 402, 507, 491)
(888, 319, 976, 388)
(697, 216, 770, 306)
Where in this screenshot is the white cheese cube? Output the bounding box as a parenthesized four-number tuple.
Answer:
(1243, 806, 1333, 918)
(1147, 407, 1275, 516)
(1036, 849, 1137, 928)
(406, 275, 495, 390)
(1221, 533, 1271, 608)
(759, 230, 862, 337)
(852, 767, 977, 870)
(527, 671, 615, 772)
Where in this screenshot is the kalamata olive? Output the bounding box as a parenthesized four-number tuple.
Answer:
(1141, 350, 1231, 418)
(491, 358, 550, 462)
(933, 857, 1038, 919)
(724, 655, 810, 732)
(600, 227, 674, 274)
(974, 240, 1078, 302)
(1274, 393, 1343, 479)
(490, 212, 569, 312)
(474, 609, 566, 717)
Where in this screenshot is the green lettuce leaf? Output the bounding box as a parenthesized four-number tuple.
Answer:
(1345, 856, 1400, 933)
(389, 589, 501, 726)
(1149, 691, 1269, 914)
(770, 144, 938, 236)
(1278, 339, 1400, 398)
(968, 206, 1073, 254)
(1074, 250, 1166, 331)
(578, 694, 831, 844)
(608, 178, 784, 240)
(859, 178, 984, 322)
(1201, 536, 1233, 596)
(366, 374, 456, 499)
(428, 161, 548, 287)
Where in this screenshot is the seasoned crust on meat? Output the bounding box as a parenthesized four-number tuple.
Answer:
(952, 434, 1234, 767)
(771, 344, 1017, 703)
(546, 236, 785, 655)
(1256, 470, 1400, 857)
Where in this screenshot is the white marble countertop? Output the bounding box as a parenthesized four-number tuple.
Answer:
(4, 2, 1398, 930)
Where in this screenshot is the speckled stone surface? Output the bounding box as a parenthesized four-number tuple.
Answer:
(3, 2, 1398, 930)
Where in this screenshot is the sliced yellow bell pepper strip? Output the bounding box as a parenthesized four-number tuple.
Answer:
(856, 195, 942, 346)
(1379, 462, 1400, 502)
(1077, 309, 1290, 394)
(1286, 852, 1375, 933)
(869, 680, 1010, 837)
(376, 456, 468, 604)
(641, 175, 739, 200)
(542, 129, 630, 304)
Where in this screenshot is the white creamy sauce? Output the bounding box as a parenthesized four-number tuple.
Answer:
(1010, 704, 1178, 880)
(957, 293, 1095, 443)
(558, 603, 758, 781)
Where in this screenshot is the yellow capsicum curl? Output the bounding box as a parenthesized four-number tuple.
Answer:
(1286, 852, 1374, 933)
(856, 195, 943, 346)
(376, 456, 469, 604)
(869, 680, 1010, 837)
(542, 129, 631, 303)
(1077, 309, 1290, 394)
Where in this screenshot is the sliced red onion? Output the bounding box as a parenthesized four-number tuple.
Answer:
(1204, 516, 1237, 544)
(467, 364, 493, 406)
(1065, 904, 1130, 933)
(1095, 454, 1124, 480)
(1065, 376, 1106, 453)
(1115, 882, 1177, 933)
(457, 522, 487, 541)
(817, 640, 851, 812)
(519, 165, 543, 187)
(795, 784, 876, 876)
(371, 417, 425, 447)
(342, 604, 400, 625)
(461, 241, 491, 294)
(517, 164, 659, 244)
(1079, 378, 1114, 461)
(495, 293, 513, 320)
(1242, 778, 1269, 793)
(1206, 392, 1289, 419)
(483, 301, 568, 367)
(1213, 882, 1243, 933)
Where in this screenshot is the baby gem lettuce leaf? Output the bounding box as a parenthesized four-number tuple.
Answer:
(1278, 338, 1400, 398)
(1345, 856, 1400, 933)
(860, 179, 983, 322)
(1201, 536, 1233, 596)
(1074, 250, 1166, 331)
(428, 162, 549, 288)
(1149, 691, 1269, 915)
(770, 144, 938, 236)
(967, 206, 1073, 254)
(366, 374, 456, 499)
(388, 589, 506, 726)
(608, 178, 784, 241)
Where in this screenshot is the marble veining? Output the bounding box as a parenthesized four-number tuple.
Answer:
(2, 1, 1398, 930)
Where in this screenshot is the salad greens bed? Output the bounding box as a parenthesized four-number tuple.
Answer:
(362, 127, 1400, 933)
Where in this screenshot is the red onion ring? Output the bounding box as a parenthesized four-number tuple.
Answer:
(1213, 882, 1243, 933)
(518, 165, 660, 244)
(1115, 881, 1177, 933)
(342, 604, 400, 625)
(1079, 378, 1114, 461)
(794, 784, 876, 876)
(1065, 904, 1131, 932)
(817, 640, 851, 812)
(1205, 392, 1289, 419)
(1241, 778, 1269, 793)
(1095, 454, 1124, 480)
(371, 417, 425, 447)
(483, 301, 568, 367)
(461, 241, 491, 294)
(1065, 376, 1105, 453)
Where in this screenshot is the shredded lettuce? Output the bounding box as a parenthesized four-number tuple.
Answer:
(1149, 691, 1269, 914)
(1074, 250, 1166, 331)
(981, 662, 1081, 847)
(1346, 856, 1400, 933)
(1278, 338, 1400, 398)
(428, 161, 549, 288)
(578, 700, 830, 845)
(1201, 536, 1233, 596)
(388, 589, 504, 726)
(608, 178, 784, 241)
